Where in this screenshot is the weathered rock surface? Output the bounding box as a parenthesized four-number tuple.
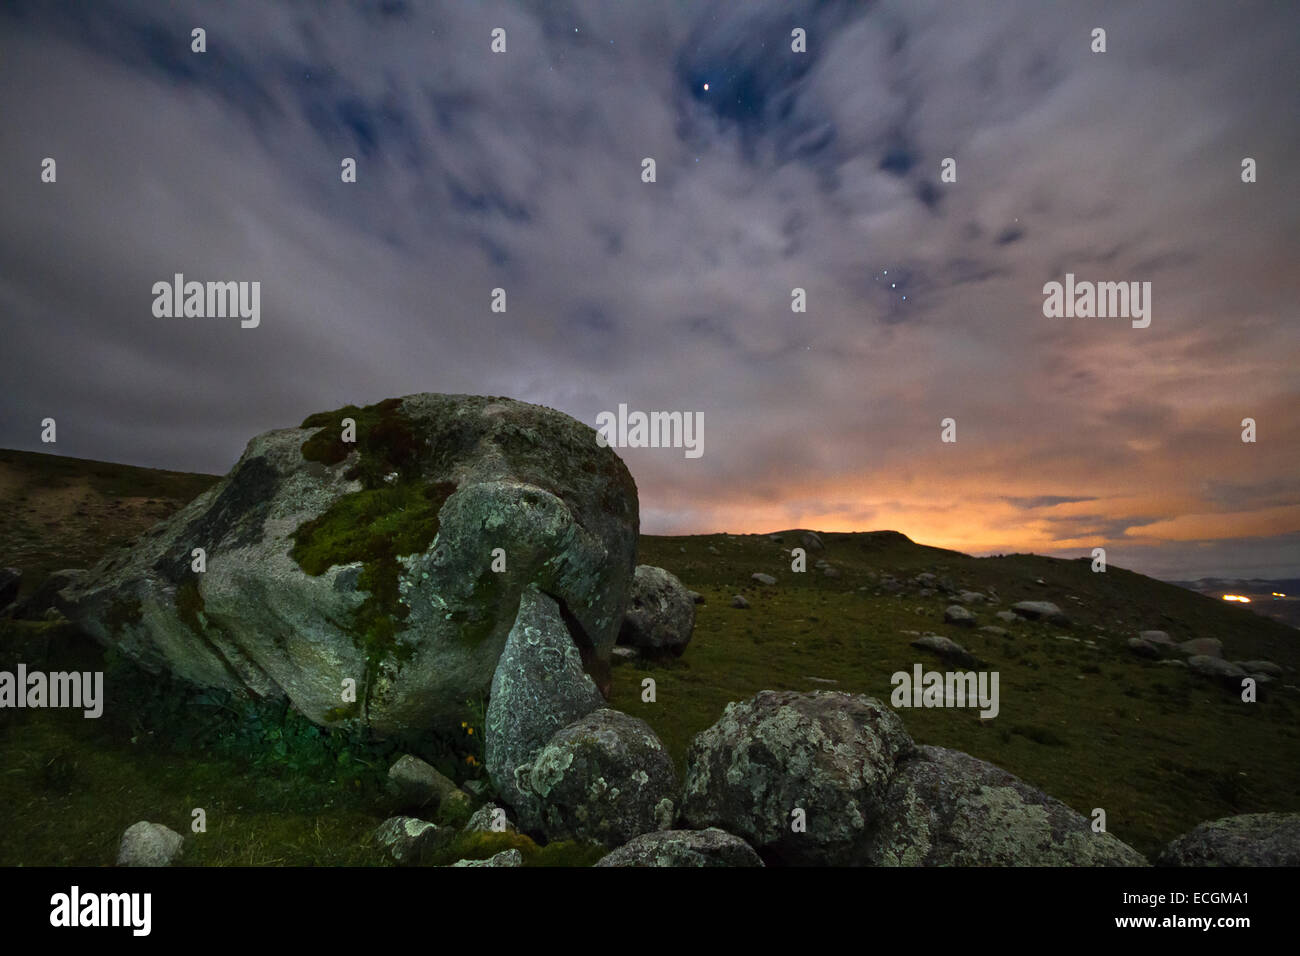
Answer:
(910, 634, 980, 667)
(1178, 637, 1224, 659)
(750, 573, 777, 586)
(943, 605, 976, 627)
(1186, 655, 1246, 683)
(451, 848, 522, 867)
(730, 595, 750, 609)
(868, 746, 1147, 866)
(13, 569, 85, 620)
(373, 816, 442, 865)
(463, 802, 517, 835)
(1157, 813, 1300, 866)
(117, 821, 184, 867)
(1138, 630, 1175, 645)
(594, 828, 764, 867)
(57, 394, 638, 738)
(681, 691, 913, 865)
(1127, 637, 1162, 659)
(387, 754, 468, 813)
(486, 587, 604, 821)
(1010, 601, 1071, 627)
(516, 708, 677, 846)
(618, 565, 695, 655)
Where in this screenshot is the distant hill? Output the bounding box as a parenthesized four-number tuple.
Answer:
(0, 447, 219, 600)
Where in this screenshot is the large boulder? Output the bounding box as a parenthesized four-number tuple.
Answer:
(595, 828, 764, 867)
(516, 708, 677, 846)
(866, 745, 1146, 866)
(618, 565, 695, 656)
(57, 394, 638, 738)
(681, 691, 913, 865)
(486, 587, 604, 820)
(1157, 813, 1300, 866)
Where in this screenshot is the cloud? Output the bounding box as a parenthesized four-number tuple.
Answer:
(0, 0, 1296, 579)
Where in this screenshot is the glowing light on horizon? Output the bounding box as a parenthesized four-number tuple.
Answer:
(1222, 594, 1252, 603)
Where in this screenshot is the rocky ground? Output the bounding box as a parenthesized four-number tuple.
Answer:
(1, 405, 1297, 866)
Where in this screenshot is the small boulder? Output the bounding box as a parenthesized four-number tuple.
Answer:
(867, 746, 1146, 866)
(1186, 655, 1246, 683)
(911, 634, 980, 668)
(943, 605, 977, 628)
(995, 610, 1018, 623)
(730, 595, 750, 609)
(373, 816, 442, 865)
(387, 754, 465, 812)
(1010, 601, 1071, 627)
(595, 828, 764, 867)
(117, 821, 184, 867)
(518, 708, 677, 846)
(451, 849, 523, 867)
(958, 590, 985, 605)
(750, 573, 777, 586)
(1233, 660, 1282, 677)
(1158, 813, 1300, 866)
(687, 590, 705, 605)
(619, 565, 696, 656)
(1138, 630, 1175, 645)
(463, 802, 517, 835)
(800, 531, 824, 551)
(823, 566, 842, 579)
(1127, 637, 1162, 659)
(682, 691, 912, 865)
(1177, 637, 1223, 659)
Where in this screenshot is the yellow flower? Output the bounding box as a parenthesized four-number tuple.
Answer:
(467, 727, 474, 735)
(461, 721, 467, 728)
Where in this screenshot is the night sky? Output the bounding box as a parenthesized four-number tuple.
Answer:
(1, 0, 1296, 580)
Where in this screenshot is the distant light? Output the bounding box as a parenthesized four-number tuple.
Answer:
(703, 83, 709, 91)
(1273, 592, 1286, 598)
(1222, 594, 1252, 603)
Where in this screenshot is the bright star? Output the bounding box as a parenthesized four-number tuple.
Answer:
(703, 83, 709, 91)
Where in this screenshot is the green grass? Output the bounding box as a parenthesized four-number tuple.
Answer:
(606, 531, 1300, 860)
(2, 447, 1297, 866)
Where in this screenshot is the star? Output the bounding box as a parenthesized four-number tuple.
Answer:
(703, 82, 709, 91)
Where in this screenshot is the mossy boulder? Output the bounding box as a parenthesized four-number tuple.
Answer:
(594, 827, 764, 867)
(1157, 813, 1300, 866)
(517, 708, 678, 847)
(681, 690, 913, 866)
(867, 745, 1148, 866)
(59, 394, 639, 738)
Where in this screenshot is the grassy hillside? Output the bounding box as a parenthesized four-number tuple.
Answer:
(1, 450, 1296, 864)
(0, 448, 218, 600)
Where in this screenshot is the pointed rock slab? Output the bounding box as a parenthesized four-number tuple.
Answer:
(867, 746, 1147, 866)
(682, 691, 914, 866)
(486, 588, 604, 825)
(1157, 813, 1300, 866)
(595, 828, 764, 867)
